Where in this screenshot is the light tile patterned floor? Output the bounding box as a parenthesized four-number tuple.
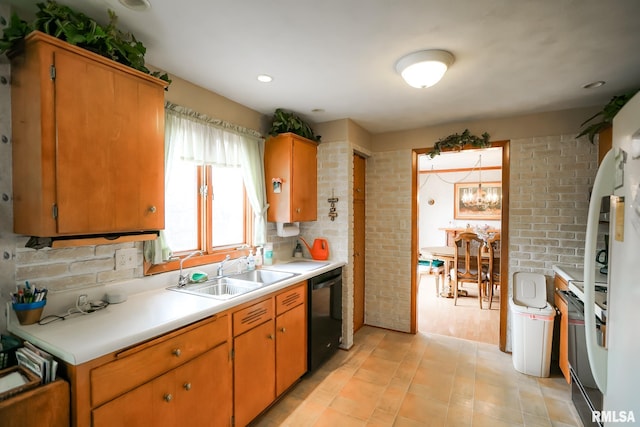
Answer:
(253, 327, 583, 427)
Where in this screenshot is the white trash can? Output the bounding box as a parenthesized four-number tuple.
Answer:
(510, 272, 556, 377)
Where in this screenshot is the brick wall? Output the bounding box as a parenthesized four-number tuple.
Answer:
(365, 149, 413, 331)
(364, 136, 598, 345)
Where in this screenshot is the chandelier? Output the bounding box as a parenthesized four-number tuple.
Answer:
(460, 154, 500, 207)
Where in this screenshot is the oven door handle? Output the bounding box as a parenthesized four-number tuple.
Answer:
(583, 148, 614, 394)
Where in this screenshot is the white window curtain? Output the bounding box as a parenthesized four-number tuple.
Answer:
(144, 103, 268, 264)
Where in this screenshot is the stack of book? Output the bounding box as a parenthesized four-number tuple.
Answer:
(15, 342, 58, 384)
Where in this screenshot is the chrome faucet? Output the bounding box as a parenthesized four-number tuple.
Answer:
(178, 250, 203, 287)
(217, 255, 246, 277)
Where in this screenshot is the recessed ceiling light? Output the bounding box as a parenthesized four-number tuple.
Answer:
(118, 0, 151, 11)
(257, 74, 273, 83)
(583, 80, 605, 89)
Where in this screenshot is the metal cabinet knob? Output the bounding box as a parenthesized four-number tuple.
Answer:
(280, 327, 286, 333)
(183, 382, 192, 391)
(149, 206, 157, 213)
(268, 334, 275, 340)
(163, 393, 173, 402)
(172, 348, 181, 357)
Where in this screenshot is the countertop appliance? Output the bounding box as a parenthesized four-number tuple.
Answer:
(583, 92, 640, 421)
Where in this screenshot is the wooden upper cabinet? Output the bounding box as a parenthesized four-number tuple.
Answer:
(10, 31, 167, 237)
(264, 133, 318, 222)
(598, 126, 612, 166)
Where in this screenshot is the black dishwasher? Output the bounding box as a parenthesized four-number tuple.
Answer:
(307, 266, 343, 372)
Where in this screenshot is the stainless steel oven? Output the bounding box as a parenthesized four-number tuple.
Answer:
(560, 288, 605, 427)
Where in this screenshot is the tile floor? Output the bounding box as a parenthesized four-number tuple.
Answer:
(253, 327, 583, 426)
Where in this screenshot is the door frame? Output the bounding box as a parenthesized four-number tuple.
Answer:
(410, 140, 510, 351)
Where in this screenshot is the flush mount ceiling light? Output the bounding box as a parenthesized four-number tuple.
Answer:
(395, 49, 455, 89)
(118, 0, 151, 11)
(257, 74, 273, 83)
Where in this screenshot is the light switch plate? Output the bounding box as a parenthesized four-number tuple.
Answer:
(115, 248, 138, 270)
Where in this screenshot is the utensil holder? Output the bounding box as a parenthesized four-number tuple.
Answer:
(12, 300, 46, 325)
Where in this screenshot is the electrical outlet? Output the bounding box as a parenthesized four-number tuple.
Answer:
(115, 248, 138, 270)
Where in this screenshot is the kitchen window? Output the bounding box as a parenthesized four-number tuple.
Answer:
(164, 163, 248, 253)
(144, 103, 267, 274)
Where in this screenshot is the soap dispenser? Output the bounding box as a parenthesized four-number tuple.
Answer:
(247, 250, 256, 271)
(293, 240, 303, 258)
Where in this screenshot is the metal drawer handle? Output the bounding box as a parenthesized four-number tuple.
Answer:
(172, 348, 182, 357)
(164, 393, 173, 402)
(183, 382, 192, 391)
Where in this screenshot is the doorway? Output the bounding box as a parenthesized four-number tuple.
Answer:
(411, 142, 510, 351)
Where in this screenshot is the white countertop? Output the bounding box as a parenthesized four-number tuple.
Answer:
(7, 260, 344, 365)
(552, 265, 608, 285)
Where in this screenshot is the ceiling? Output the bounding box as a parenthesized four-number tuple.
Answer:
(5, 0, 640, 135)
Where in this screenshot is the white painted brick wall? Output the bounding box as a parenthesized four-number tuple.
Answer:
(365, 149, 413, 332)
(365, 136, 598, 342)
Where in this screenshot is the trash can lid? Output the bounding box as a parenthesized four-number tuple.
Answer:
(512, 272, 548, 309)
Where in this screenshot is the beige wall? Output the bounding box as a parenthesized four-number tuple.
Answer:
(372, 107, 600, 151)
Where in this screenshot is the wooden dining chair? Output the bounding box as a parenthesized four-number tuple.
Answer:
(452, 232, 484, 307)
(485, 233, 501, 309)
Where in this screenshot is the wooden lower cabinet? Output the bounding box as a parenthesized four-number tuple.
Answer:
(276, 302, 307, 396)
(234, 319, 276, 427)
(554, 290, 570, 384)
(64, 283, 307, 427)
(0, 379, 69, 427)
(92, 340, 232, 427)
(233, 283, 307, 426)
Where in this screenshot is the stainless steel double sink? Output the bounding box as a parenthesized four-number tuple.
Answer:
(168, 270, 296, 300)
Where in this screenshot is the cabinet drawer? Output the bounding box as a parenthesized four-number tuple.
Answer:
(91, 314, 228, 407)
(276, 283, 306, 316)
(233, 299, 273, 337)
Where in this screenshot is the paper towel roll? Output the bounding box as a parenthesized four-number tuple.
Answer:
(276, 222, 300, 237)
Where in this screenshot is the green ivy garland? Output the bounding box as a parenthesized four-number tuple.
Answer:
(427, 129, 491, 158)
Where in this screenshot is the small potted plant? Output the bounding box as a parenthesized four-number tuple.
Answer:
(268, 108, 321, 142)
(0, 0, 170, 83)
(577, 90, 638, 143)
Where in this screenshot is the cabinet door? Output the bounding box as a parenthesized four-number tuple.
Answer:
(265, 133, 317, 223)
(291, 136, 317, 221)
(175, 344, 232, 426)
(53, 47, 164, 234)
(92, 371, 175, 427)
(276, 303, 307, 396)
(234, 319, 276, 427)
(554, 292, 570, 383)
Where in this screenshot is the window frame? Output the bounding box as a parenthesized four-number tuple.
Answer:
(144, 164, 253, 276)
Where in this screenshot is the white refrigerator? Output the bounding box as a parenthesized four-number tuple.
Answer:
(584, 91, 640, 422)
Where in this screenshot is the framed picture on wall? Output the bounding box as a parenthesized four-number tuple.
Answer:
(454, 182, 502, 220)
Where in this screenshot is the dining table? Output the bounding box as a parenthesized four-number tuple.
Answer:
(420, 246, 456, 298)
(421, 245, 490, 298)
